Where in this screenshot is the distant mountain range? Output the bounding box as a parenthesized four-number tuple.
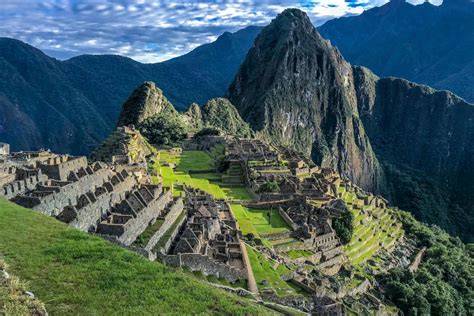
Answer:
(318, 0, 474, 104)
(0, 26, 261, 154)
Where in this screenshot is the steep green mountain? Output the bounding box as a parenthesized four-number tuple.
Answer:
(227, 9, 382, 192)
(318, 0, 474, 103)
(227, 8, 474, 242)
(116, 81, 177, 127)
(0, 38, 110, 154)
(354, 66, 474, 241)
(109, 81, 251, 147)
(0, 26, 261, 154)
(201, 98, 253, 138)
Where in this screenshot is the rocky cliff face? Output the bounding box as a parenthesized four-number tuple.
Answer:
(116, 81, 176, 127)
(228, 9, 382, 192)
(354, 66, 474, 241)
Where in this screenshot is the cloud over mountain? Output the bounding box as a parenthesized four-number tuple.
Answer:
(0, 0, 442, 63)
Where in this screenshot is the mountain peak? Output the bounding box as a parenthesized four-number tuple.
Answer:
(227, 9, 381, 191)
(116, 81, 175, 127)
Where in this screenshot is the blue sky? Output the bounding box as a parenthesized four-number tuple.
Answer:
(0, 0, 442, 63)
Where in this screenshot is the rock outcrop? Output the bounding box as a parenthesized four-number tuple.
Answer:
(227, 9, 382, 192)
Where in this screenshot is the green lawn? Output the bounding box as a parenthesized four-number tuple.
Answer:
(0, 199, 273, 315)
(155, 149, 252, 201)
(285, 250, 314, 259)
(231, 205, 290, 236)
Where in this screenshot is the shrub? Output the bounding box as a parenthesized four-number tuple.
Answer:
(333, 210, 354, 244)
(257, 182, 280, 194)
(138, 112, 187, 145)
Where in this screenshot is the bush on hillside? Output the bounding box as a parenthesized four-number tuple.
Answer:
(332, 211, 354, 245)
(195, 127, 221, 137)
(257, 182, 280, 194)
(138, 112, 187, 145)
(380, 210, 473, 315)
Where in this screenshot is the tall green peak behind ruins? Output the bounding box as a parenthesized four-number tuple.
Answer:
(227, 8, 474, 242)
(227, 8, 382, 193)
(106, 81, 253, 151)
(116, 81, 177, 127)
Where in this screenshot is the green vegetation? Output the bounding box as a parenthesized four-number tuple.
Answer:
(0, 199, 272, 315)
(134, 219, 165, 247)
(153, 212, 186, 251)
(138, 111, 188, 145)
(0, 259, 46, 315)
(245, 245, 295, 296)
(231, 205, 290, 237)
(201, 98, 253, 138)
(342, 189, 403, 265)
(381, 210, 473, 315)
(156, 149, 253, 201)
(285, 250, 314, 259)
(332, 210, 354, 244)
(257, 182, 280, 194)
(195, 127, 221, 137)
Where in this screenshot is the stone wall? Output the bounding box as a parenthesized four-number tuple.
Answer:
(68, 174, 137, 231)
(144, 198, 184, 251)
(159, 253, 247, 282)
(1, 173, 47, 199)
(38, 156, 87, 181)
(278, 208, 298, 230)
(117, 189, 173, 246)
(29, 168, 115, 216)
(161, 213, 188, 254)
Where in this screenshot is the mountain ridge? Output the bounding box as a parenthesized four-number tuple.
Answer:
(318, 0, 474, 103)
(0, 26, 262, 154)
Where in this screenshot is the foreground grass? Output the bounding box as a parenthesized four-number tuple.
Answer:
(0, 199, 274, 315)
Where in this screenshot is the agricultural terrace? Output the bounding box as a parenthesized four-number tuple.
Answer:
(338, 185, 404, 266)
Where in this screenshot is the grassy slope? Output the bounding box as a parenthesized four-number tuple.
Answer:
(0, 199, 273, 315)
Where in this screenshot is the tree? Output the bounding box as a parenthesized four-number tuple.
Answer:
(257, 182, 280, 194)
(138, 112, 187, 145)
(333, 211, 354, 244)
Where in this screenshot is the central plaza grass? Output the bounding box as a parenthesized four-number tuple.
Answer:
(231, 205, 290, 236)
(0, 199, 273, 315)
(156, 149, 253, 201)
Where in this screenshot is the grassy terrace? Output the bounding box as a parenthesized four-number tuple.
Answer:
(245, 245, 295, 296)
(0, 199, 273, 315)
(134, 218, 165, 247)
(340, 188, 404, 266)
(155, 150, 253, 200)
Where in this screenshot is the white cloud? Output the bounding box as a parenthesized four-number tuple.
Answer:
(0, 0, 444, 63)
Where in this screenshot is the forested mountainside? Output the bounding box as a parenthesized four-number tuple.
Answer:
(228, 9, 474, 242)
(318, 0, 474, 104)
(0, 26, 261, 154)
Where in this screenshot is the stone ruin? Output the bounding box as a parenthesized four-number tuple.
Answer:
(157, 186, 251, 282)
(0, 145, 175, 251)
